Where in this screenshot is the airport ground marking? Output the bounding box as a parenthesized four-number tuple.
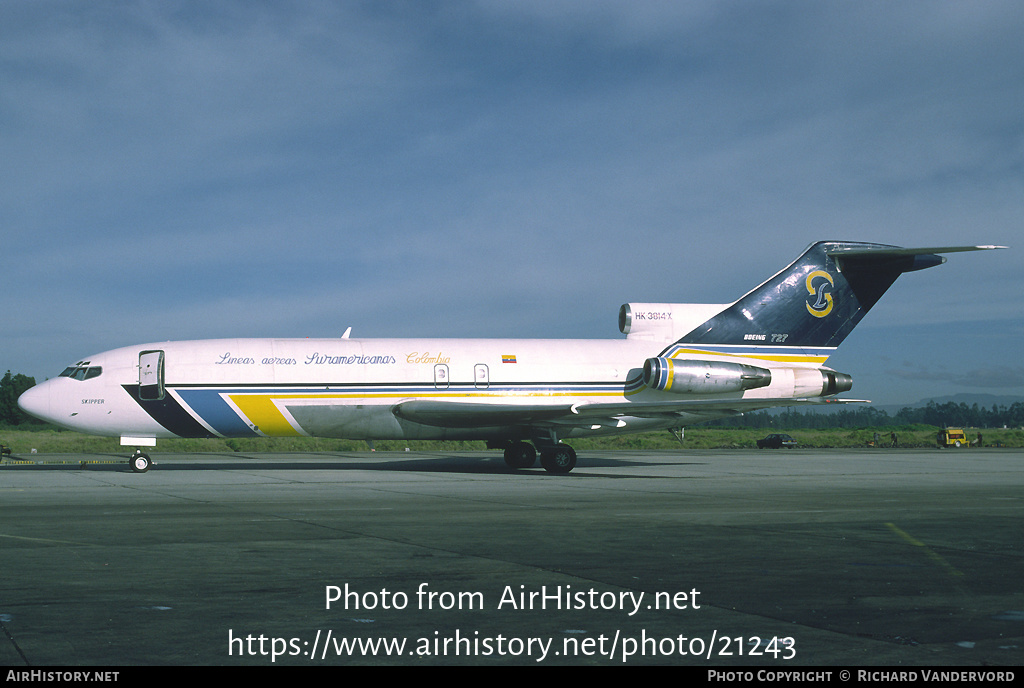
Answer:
(885, 522, 964, 579)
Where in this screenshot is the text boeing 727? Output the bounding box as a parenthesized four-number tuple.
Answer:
(18, 241, 1004, 474)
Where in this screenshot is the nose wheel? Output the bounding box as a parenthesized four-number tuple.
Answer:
(129, 450, 152, 473)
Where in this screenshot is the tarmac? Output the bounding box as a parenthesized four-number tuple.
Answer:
(1, 447, 1022, 666)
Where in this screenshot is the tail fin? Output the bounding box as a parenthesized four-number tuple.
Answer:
(667, 241, 1003, 365)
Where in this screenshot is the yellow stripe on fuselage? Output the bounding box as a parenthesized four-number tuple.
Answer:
(228, 394, 303, 436)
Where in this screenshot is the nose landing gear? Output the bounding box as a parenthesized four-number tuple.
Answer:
(129, 449, 152, 473)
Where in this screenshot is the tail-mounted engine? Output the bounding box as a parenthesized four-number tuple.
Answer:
(619, 303, 728, 342)
(796, 368, 854, 397)
(643, 358, 772, 395)
(642, 357, 853, 398)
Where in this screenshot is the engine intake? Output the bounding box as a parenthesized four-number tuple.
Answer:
(643, 358, 772, 395)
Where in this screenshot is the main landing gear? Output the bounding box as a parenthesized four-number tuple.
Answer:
(502, 440, 577, 474)
(129, 449, 153, 473)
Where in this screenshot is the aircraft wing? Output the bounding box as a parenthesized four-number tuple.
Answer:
(393, 397, 867, 430)
(571, 396, 867, 418)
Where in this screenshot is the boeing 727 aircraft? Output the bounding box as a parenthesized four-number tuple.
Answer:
(18, 241, 1004, 474)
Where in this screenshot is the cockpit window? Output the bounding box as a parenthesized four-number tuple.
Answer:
(60, 365, 102, 381)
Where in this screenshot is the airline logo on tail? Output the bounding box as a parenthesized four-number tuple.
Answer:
(805, 270, 835, 318)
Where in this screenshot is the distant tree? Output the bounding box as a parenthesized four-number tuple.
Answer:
(0, 371, 39, 425)
(707, 399, 1023, 430)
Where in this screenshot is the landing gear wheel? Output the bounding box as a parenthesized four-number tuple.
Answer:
(130, 451, 152, 473)
(540, 445, 576, 474)
(504, 441, 537, 469)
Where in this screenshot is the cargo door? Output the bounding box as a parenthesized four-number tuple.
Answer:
(139, 350, 165, 400)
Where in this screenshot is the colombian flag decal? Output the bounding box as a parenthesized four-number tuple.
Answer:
(502, 355, 517, 364)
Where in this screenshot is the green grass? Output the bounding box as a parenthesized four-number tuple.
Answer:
(3, 424, 1021, 455)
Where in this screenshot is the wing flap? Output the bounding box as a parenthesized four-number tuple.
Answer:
(393, 400, 575, 428)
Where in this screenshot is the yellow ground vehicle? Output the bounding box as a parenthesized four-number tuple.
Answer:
(938, 428, 970, 448)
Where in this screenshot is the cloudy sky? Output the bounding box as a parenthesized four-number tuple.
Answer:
(2, 1, 1021, 406)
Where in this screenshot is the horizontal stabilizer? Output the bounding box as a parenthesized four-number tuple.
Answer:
(825, 244, 1007, 273)
(825, 244, 1006, 257)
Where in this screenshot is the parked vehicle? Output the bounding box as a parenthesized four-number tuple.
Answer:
(937, 428, 969, 448)
(757, 433, 798, 449)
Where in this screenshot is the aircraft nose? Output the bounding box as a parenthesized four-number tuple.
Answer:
(18, 383, 52, 423)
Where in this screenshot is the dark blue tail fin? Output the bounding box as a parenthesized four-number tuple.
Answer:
(669, 241, 1000, 364)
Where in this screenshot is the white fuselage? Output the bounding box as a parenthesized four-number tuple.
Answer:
(18, 335, 826, 445)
